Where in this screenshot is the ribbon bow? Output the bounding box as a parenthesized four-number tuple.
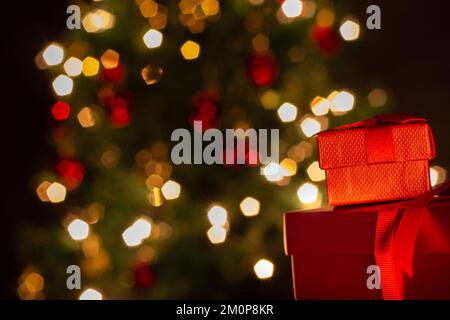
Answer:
(375, 182, 450, 299)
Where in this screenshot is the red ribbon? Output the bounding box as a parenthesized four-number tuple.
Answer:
(333, 114, 426, 130)
(374, 182, 450, 299)
(321, 114, 431, 165)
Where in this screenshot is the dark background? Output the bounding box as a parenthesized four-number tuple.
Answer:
(2, 1, 449, 298)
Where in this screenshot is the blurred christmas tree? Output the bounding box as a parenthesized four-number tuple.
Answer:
(18, 0, 390, 299)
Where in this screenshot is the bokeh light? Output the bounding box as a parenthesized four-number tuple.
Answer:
(143, 29, 163, 48)
(79, 288, 103, 300)
(253, 259, 274, 279)
(67, 219, 90, 241)
(180, 40, 200, 60)
(297, 182, 319, 204)
(277, 102, 298, 122)
(42, 43, 64, 66)
(239, 197, 260, 217)
(52, 75, 73, 96)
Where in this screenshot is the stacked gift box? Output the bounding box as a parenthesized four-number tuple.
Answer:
(284, 114, 450, 299)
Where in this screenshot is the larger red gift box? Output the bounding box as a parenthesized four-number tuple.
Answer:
(284, 183, 450, 299)
(317, 114, 435, 206)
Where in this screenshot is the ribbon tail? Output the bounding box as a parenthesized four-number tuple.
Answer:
(375, 210, 404, 300)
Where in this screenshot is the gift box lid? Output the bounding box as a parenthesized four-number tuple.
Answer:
(317, 115, 435, 169)
(284, 199, 450, 256)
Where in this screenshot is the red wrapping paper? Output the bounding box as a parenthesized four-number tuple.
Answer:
(284, 183, 450, 300)
(317, 114, 435, 206)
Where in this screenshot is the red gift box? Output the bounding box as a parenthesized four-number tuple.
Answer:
(317, 114, 435, 206)
(284, 183, 450, 300)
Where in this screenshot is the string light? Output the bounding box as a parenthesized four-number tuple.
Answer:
(64, 57, 83, 77)
(42, 43, 64, 66)
(297, 182, 319, 204)
(79, 288, 103, 300)
(180, 40, 200, 60)
(52, 75, 73, 96)
(161, 180, 181, 200)
(67, 219, 90, 241)
(207, 205, 227, 227)
(339, 19, 360, 41)
(46, 182, 67, 203)
(281, 0, 303, 18)
(277, 102, 298, 122)
(253, 259, 274, 279)
(239, 197, 260, 217)
(143, 29, 163, 48)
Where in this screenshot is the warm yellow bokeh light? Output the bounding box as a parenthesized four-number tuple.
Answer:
(67, 219, 90, 241)
(52, 75, 73, 96)
(143, 29, 163, 48)
(297, 182, 319, 204)
(82, 9, 115, 33)
(281, 0, 303, 18)
(329, 90, 355, 113)
(139, 0, 158, 18)
(254, 259, 274, 279)
(430, 165, 447, 187)
(77, 107, 96, 128)
(100, 49, 120, 69)
(42, 43, 64, 66)
(207, 226, 227, 244)
(368, 88, 387, 108)
(180, 40, 200, 60)
(260, 90, 280, 110)
(252, 34, 270, 52)
(307, 161, 326, 182)
(207, 205, 228, 227)
(23, 273, 44, 293)
(277, 102, 298, 122)
(310, 96, 330, 116)
(36, 181, 51, 202)
(82, 57, 100, 77)
(239, 197, 260, 217)
(79, 288, 103, 300)
(161, 180, 181, 200)
(64, 57, 83, 77)
(46, 182, 67, 203)
(280, 158, 297, 177)
(339, 19, 360, 41)
(300, 116, 321, 138)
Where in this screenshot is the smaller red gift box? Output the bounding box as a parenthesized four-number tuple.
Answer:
(284, 183, 450, 300)
(317, 114, 435, 206)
